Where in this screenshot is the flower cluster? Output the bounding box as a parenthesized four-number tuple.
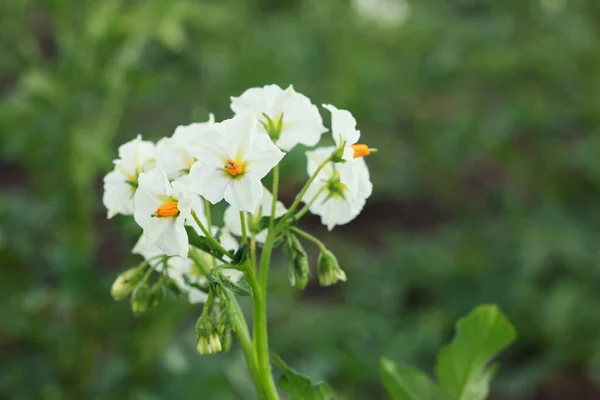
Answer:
(104, 84, 375, 354)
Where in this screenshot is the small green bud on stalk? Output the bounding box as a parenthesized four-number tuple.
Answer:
(195, 315, 222, 355)
(149, 282, 166, 308)
(283, 234, 311, 289)
(318, 250, 346, 286)
(111, 267, 144, 300)
(130, 282, 151, 315)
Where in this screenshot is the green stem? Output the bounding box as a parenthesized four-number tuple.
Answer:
(270, 165, 279, 230)
(289, 226, 327, 251)
(254, 231, 280, 399)
(204, 199, 212, 228)
(190, 249, 264, 399)
(191, 210, 233, 259)
(275, 157, 332, 232)
(294, 185, 326, 221)
(224, 289, 266, 400)
(240, 211, 248, 245)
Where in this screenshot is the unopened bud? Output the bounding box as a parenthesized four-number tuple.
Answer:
(111, 267, 144, 301)
(283, 234, 311, 289)
(149, 282, 166, 308)
(318, 250, 346, 286)
(196, 315, 222, 355)
(130, 282, 151, 315)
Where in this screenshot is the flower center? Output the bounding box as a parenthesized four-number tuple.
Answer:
(151, 201, 179, 218)
(351, 144, 371, 158)
(262, 113, 284, 141)
(224, 160, 244, 176)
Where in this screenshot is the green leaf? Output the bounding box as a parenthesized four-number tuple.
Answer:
(220, 274, 253, 297)
(232, 243, 250, 264)
(185, 225, 221, 258)
(271, 353, 335, 400)
(380, 357, 441, 400)
(435, 305, 516, 400)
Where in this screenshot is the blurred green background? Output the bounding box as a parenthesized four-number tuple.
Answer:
(2, 0, 600, 399)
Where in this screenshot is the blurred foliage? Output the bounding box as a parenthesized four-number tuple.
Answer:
(2, 0, 600, 399)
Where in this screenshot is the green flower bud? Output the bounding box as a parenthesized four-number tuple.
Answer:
(130, 282, 151, 315)
(149, 282, 166, 308)
(111, 267, 143, 301)
(283, 234, 311, 289)
(318, 250, 346, 286)
(195, 315, 222, 355)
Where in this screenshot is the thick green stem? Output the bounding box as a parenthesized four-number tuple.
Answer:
(190, 248, 264, 399)
(225, 290, 266, 400)
(254, 231, 280, 400)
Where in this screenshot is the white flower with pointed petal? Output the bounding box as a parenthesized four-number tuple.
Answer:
(134, 168, 197, 258)
(156, 114, 215, 180)
(223, 187, 287, 243)
(188, 115, 285, 212)
(303, 147, 372, 230)
(323, 104, 376, 161)
(231, 84, 327, 151)
(103, 135, 156, 218)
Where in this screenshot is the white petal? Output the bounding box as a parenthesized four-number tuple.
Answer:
(156, 137, 194, 180)
(103, 170, 135, 218)
(224, 177, 263, 212)
(133, 185, 163, 230)
(174, 215, 189, 258)
(231, 84, 286, 118)
(155, 218, 182, 257)
(188, 128, 230, 166)
(323, 104, 360, 146)
(244, 133, 285, 179)
(188, 163, 230, 204)
(221, 115, 257, 162)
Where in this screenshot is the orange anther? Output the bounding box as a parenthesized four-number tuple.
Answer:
(152, 201, 179, 218)
(351, 144, 371, 158)
(225, 160, 244, 176)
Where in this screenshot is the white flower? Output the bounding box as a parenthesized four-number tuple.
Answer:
(223, 187, 287, 243)
(188, 115, 285, 212)
(156, 114, 215, 180)
(303, 147, 372, 230)
(323, 104, 374, 161)
(103, 135, 156, 218)
(231, 84, 327, 151)
(133, 167, 197, 258)
(133, 226, 241, 304)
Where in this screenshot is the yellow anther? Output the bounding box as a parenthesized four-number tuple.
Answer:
(225, 160, 244, 176)
(151, 201, 179, 218)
